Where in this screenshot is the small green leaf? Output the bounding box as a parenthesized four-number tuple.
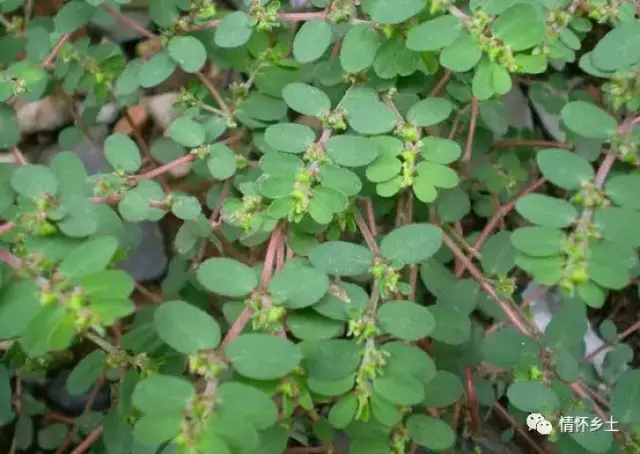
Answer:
(10, 164, 58, 199)
(406, 98, 453, 127)
(138, 51, 177, 88)
(264, 123, 316, 154)
(226, 333, 302, 380)
(0, 105, 20, 149)
(377, 300, 435, 341)
(407, 415, 455, 450)
(197, 258, 259, 298)
(591, 20, 640, 71)
(293, 20, 332, 64)
(154, 300, 221, 354)
(610, 369, 640, 424)
(168, 36, 207, 73)
(325, 135, 377, 168)
(216, 382, 278, 429)
(507, 381, 559, 412)
(536, 148, 595, 190)
(406, 15, 462, 51)
(132, 375, 195, 413)
(340, 24, 381, 74)
(282, 82, 331, 117)
(515, 194, 579, 228)
(59, 236, 119, 279)
(308, 241, 374, 277)
(380, 223, 442, 265)
(605, 174, 640, 210)
(105, 133, 142, 172)
(269, 262, 330, 309)
(168, 117, 206, 148)
(207, 143, 237, 180)
(66, 350, 107, 396)
(491, 3, 546, 51)
(511, 226, 566, 257)
(370, 0, 425, 24)
(215, 11, 253, 48)
(560, 101, 617, 139)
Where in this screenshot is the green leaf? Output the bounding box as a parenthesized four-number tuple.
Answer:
(293, 20, 332, 64)
(54, 0, 95, 33)
(0, 104, 20, 149)
(515, 194, 579, 228)
(269, 261, 329, 309)
(168, 117, 206, 148)
(312, 282, 369, 321)
(282, 82, 331, 117)
(370, 0, 424, 24)
(605, 174, 640, 210)
(10, 164, 58, 199)
(511, 226, 566, 257)
(66, 350, 107, 396)
(480, 231, 516, 276)
(207, 143, 237, 180)
(215, 11, 253, 48)
(340, 24, 381, 74)
(197, 258, 259, 298)
(440, 31, 483, 72)
(560, 101, 618, 139)
(303, 339, 361, 381)
(168, 36, 207, 73)
(610, 369, 640, 424)
(138, 51, 177, 88)
(171, 195, 201, 220)
(591, 20, 640, 72)
(59, 236, 119, 279)
(406, 15, 462, 52)
(415, 162, 459, 189)
(105, 133, 142, 172)
(373, 374, 424, 405)
(407, 415, 455, 450)
(226, 333, 303, 380)
(491, 3, 546, 51)
(594, 206, 640, 247)
(0, 280, 41, 339)
(132, 374, 195, 413)
(328, 393, 357, 429)
(536, 148, 595, 190)
(38, 424, 68, 450)
(134, 413, 183, 445)
(406, 97, 453, 127)
(286, 310, 344, 340)
(377, 300, 435, 341)
(216, 382, 278, 429)
(0, 365, 14, 425)
(154, 300, 221, 354)
(379, 223, 442, 265)
(308, 241, 374, 277)
(420, 137, 463, 164)
(481, 327, 539, 368)
(325, 135, 377, 168)
(264, 123, 316, 154)
(422, 370, 464, 407)
(566, 409, 614, 453)
(507, 381, 559, 412)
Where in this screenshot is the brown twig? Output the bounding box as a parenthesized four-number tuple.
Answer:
(462, 97, 479, 165)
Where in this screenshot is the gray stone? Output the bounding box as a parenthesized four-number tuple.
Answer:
(39, 126, 168, 283)
(522, 283, 620, 380)
(46, 370, 110, 416)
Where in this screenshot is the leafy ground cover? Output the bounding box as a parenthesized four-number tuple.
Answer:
(0, 0, 639, 453)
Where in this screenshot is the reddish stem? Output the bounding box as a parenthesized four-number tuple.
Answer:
(69, 426, 104, 454)
(137, 154, 195, 180)
(464, 365, 480, 435)
(462, 97, 479, 165)
(354, 210, 380, 255)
